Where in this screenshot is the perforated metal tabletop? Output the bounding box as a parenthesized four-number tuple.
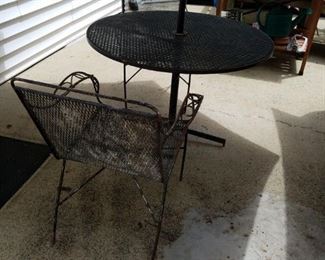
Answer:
(87, 11, 273, 74)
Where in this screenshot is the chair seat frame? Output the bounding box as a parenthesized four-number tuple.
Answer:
(11, 72, 203, 259)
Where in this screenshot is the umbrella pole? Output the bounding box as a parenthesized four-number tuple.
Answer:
(176, 0, 187, 34)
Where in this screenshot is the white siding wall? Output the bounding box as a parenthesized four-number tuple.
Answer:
(0, 0, 121, 84)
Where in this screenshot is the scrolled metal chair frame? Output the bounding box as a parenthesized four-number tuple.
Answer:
(11, 72, 203, 260)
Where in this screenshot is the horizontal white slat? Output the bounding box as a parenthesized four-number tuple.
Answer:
(1, 0, 118, 61)
(0, 30, 86, 85)
(0, 1, 121, 84)
(17, 0, 62, 16)
(1, 0, 117, 57)
(1, 13, 71, 57)
(72, 0, 115, 21)
(0, 1, 72, 41)
(0, 0, 64, 25)
(0, 0, 16, 7)
(0, 3, 20, 24)
(71, 0, 93, 9)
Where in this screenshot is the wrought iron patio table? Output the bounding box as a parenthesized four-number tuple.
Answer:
(87, 9, 273, 145)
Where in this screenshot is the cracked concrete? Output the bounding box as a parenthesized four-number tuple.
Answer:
(0, 4, 324, 260)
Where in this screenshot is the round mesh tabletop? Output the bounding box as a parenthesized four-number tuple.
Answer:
(87, 11, 273, 74)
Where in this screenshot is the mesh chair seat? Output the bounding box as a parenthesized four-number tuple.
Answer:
(66, 112, 186, 182)
(66, 106, 162, 181)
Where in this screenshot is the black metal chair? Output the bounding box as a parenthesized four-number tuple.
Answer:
(11, 72, 203, 259)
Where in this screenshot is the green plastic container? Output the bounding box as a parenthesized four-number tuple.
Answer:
(257, 5, 312, 38)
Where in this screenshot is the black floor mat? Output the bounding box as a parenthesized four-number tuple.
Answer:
(0, 136, 49, 208)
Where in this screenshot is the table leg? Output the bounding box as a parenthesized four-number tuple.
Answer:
(168, 72, 180, 120)
(188, 129, 226, 146)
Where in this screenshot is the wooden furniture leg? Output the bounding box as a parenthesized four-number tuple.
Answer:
(216, 0, 228, 15)
(299, 0, 324, 75)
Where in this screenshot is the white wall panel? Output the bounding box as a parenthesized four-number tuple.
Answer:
(0, 0, 121, 84)
(17, 0, 62, 16)
(0, 0, 16, 7)
(0, 1, 72, 40)
(0, 3, 20, 24)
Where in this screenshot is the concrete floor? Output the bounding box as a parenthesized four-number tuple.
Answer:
(0, 4, 324, 260)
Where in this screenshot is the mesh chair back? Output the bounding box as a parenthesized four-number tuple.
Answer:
(12, 79, 164, 181)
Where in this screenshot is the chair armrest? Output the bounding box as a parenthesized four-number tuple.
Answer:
(56, 71, 102, 103)
(164, 93, 203, 137)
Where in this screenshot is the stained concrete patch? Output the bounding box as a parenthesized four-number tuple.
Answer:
(163, 193, 325, 260)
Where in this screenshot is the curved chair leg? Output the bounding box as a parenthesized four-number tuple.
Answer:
(151, 183, 168, 260)
(179, 132, 188, 182)
(52, 159, 66, 244)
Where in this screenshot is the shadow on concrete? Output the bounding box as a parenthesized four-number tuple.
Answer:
(273, 109, 325, 260)
(229, 42, 325, 83)
(0, 80, 279, 259)
(89, 80, 280, 259)
(227, 57, 299, 84)
(307, 43, 325, 64)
